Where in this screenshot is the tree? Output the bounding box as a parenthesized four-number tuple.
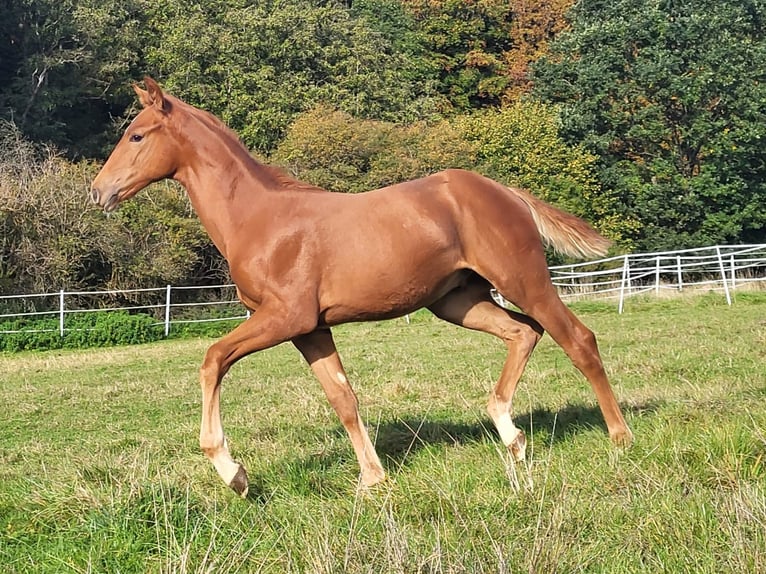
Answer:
(456, 102, 634, 244)
(0, 0, 148, 157)
(533, 0, 766, 250)
(271, 105, 476, 193)
(396, 0, 573, 108)
(501, 0, 573, 101)
(401, 0, 516, 111)
(144, 0, 441, 153)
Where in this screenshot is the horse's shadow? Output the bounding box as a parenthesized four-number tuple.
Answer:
(244, 400, 660, 501)
(373, 400, 660, 464)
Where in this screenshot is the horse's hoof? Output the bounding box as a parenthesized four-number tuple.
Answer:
(610, 427, 634, 449)
(361, 467, 386, 488)
(509, 431, 527, 461)
(229, 465, 249, 498)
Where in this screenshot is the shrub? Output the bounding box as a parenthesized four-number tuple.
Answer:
(0, 312, 163, 352)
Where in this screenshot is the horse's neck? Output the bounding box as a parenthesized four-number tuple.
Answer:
(174, 156, 271, 261)
(169, 108, 284, 260)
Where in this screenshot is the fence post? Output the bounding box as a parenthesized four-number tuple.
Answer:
(715, 246, 732, 306)
(730, 254, 736, 290)
(164, 284, 172, 337)
(618, 255, 630, 314)
(59, 289, 65, 337)
(655, 256, 661, 295)
(676, 255, 683, 290)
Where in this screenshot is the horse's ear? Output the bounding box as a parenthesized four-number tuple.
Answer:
(133, 76, 168, 113)
(133, 83, 151, 108)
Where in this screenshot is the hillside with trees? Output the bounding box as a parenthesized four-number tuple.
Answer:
(533, 0, 766, 250)
(1, 0, 764, 296)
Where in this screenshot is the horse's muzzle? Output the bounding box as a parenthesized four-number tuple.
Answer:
(90, 186, 120, 212)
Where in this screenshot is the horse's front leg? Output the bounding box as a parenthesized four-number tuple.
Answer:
(293, 329, 385, 486)
(199, 354, 246, 494)
(199, 307, 313, 497)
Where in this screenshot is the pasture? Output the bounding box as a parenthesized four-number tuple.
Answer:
(1, 292, 765, 573)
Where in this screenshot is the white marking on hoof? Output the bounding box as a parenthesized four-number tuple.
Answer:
(361, 467, 386, 487)
(610, 427, 634, 448)
(211, 450, 243, 487)
(495, 413, 522, 447)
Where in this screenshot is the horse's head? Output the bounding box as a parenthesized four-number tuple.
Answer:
(91, 77, 179, 212)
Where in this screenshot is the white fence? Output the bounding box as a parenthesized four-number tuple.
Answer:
(548, 243, 766, 313)
(0, 283, 247, 337)
(0, 244, 764, 337)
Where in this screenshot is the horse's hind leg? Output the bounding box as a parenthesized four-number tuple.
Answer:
(523, 289, 633, 446)
(494, 275, 633, 447)
(429, 279, 544, 461)
(293, 329, 386, 486)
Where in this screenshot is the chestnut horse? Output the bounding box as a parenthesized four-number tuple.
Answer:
(91, 77, 632, 497)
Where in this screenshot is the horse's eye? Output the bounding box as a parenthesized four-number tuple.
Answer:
(129, 134, 144, 143)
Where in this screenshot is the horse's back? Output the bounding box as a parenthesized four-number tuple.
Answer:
(297, 168, 539, 275)
(295, 169, 542, 323)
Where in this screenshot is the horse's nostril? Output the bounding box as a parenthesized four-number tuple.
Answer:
(90, 187, 100, 204)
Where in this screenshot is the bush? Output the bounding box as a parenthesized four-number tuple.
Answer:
(0, 122, 222, 298)
(271, 105, 476, 193)
(0, 312, 163, 352)
(168, 319, 244, 340)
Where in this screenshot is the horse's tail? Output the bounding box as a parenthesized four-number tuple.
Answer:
(508, 186, 611, 260)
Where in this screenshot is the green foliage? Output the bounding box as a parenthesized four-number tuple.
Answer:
(144, 0, 440, 153)
(533, 0, 766, 250)
(0, 311, 161, 352)
(456, 102, 638, 245)
(272, 105, 476, 192)
(402, 0, 515, 111)
(0, 0, 148, 157)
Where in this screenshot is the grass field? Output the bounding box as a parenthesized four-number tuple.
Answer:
(1, 292, 765, 573)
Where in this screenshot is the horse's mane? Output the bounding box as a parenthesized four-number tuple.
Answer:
(173, 95, 327, 194)
(259, 164, 328, 194)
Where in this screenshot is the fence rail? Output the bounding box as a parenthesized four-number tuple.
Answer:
(0, 283, 248, 337)
(547, 243, 766, 313)
(1, 244, 764, 337)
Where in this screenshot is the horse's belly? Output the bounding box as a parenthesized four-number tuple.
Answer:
(318, 268, 471, 325)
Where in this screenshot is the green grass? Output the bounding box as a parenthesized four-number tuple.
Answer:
(1, 292, 765, 573)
